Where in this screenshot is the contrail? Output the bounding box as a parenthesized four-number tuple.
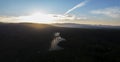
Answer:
(64, 0, 89, 15)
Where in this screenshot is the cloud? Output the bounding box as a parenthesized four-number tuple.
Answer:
(53, 14, 87, 20)
(0, 14, 87, 23)
(64, 0, 89, 15)
(0, 16, 19, 23)
(91, 7, 120, 18)
(0, 0, 90, 23)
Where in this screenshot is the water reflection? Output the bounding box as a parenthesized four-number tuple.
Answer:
(49, 32, 66, 51)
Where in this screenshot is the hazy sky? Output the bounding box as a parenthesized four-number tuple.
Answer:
(0, 0, 120, 26)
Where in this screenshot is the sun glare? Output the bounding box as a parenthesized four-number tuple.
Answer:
(17, 12, 58, 23)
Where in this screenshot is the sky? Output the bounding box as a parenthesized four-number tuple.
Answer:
(0, 0, 120, 26)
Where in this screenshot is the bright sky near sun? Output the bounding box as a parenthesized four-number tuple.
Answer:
(0, 0, 120, 26)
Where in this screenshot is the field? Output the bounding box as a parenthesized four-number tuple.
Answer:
(0, 23, 120, 62)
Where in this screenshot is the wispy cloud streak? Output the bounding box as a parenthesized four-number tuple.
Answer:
(91, 7, 120, 18)
(64, 0, 89, 15)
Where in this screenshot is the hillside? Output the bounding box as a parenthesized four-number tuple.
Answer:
(0, 23, 120, 62)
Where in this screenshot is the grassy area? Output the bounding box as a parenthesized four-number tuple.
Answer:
(0, 23, 120, 62)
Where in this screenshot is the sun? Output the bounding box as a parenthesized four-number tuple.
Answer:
(17, 12, 57, 23)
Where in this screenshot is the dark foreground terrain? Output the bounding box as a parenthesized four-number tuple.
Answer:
(0, 23, 120, 62)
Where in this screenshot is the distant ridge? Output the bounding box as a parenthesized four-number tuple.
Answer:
(0, 22, 55, 29)
(53, 23, 120, 29)
(0, 22, 120, 29)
